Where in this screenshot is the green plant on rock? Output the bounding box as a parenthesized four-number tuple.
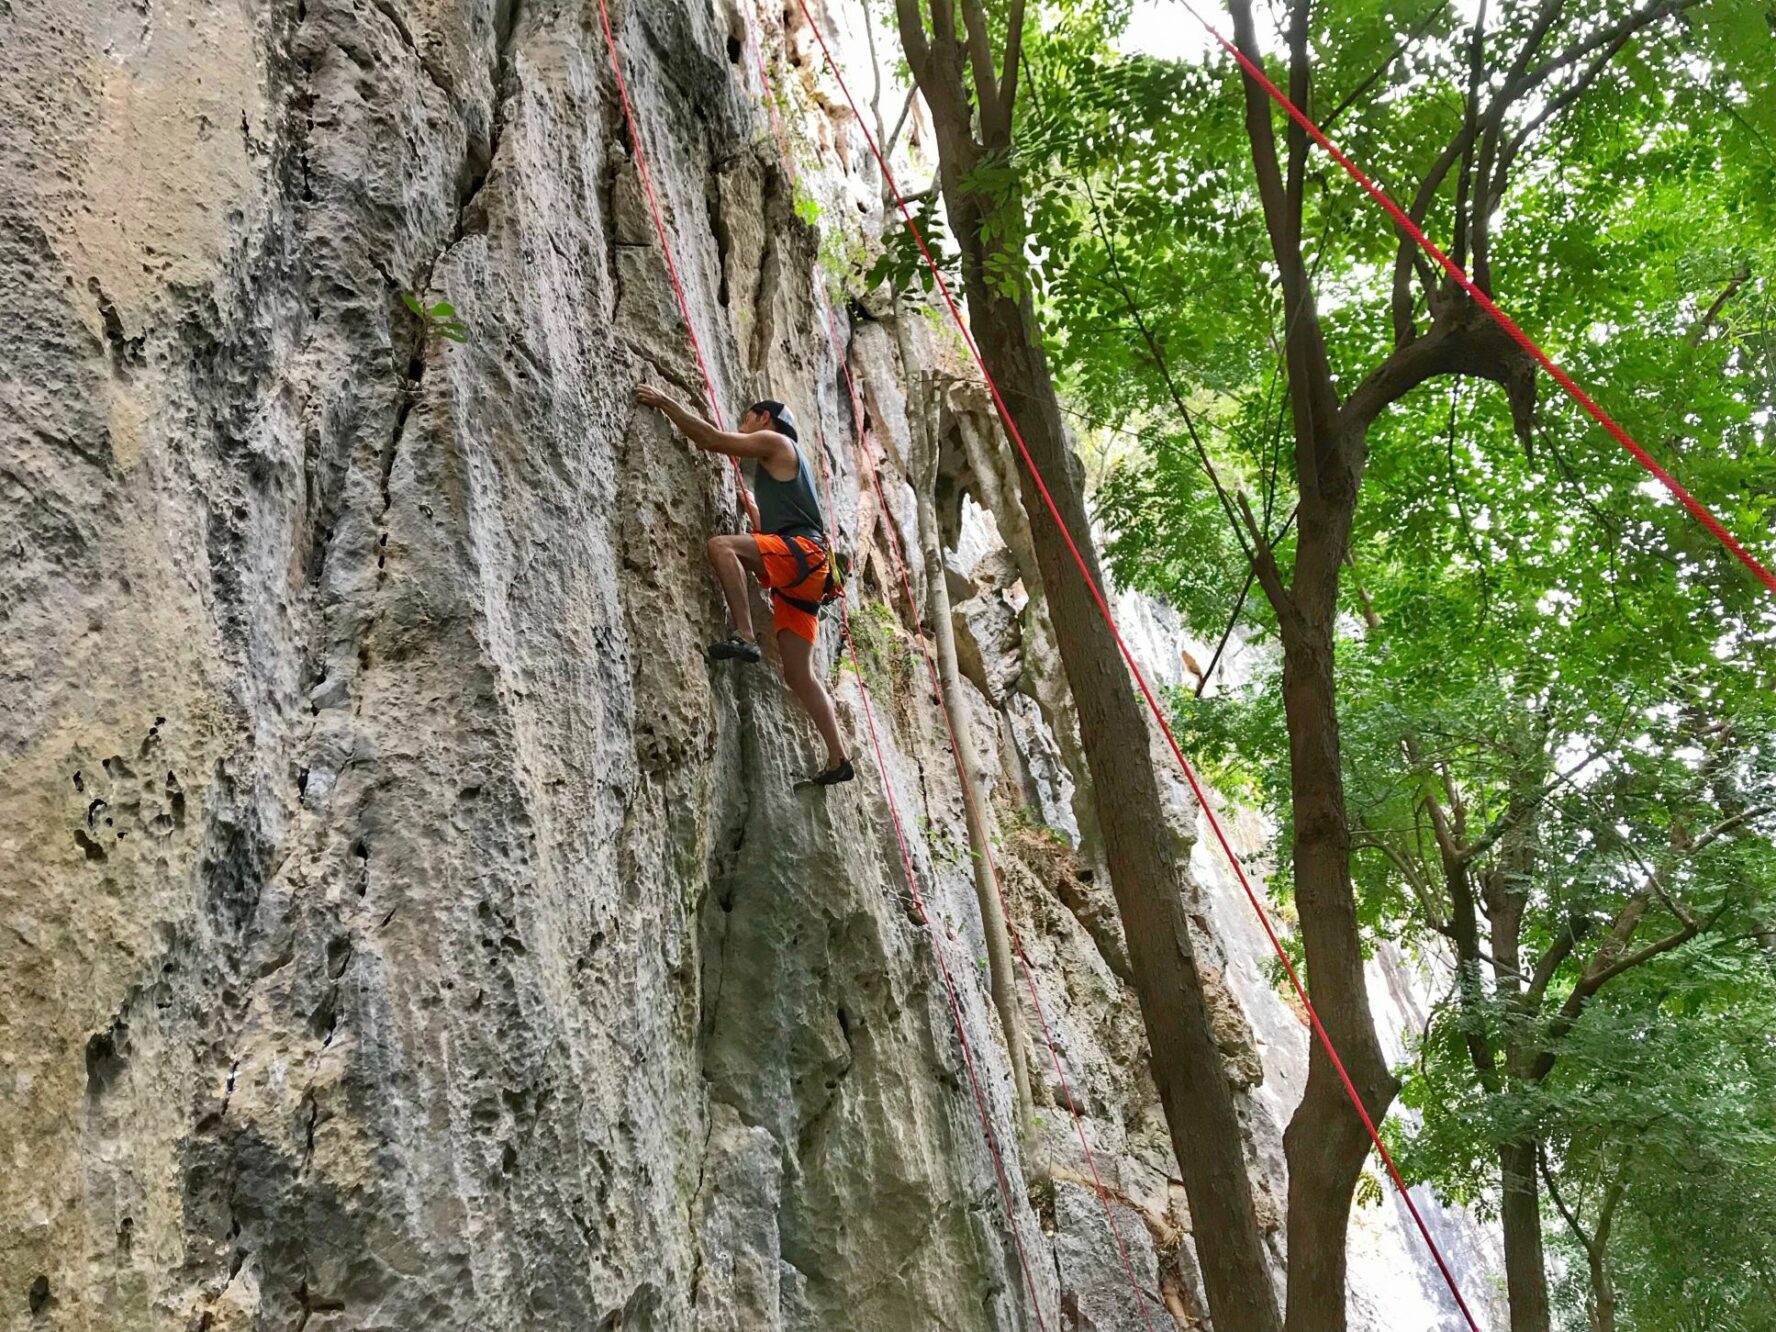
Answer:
(918, 813, 964, 869)
(1005, 802, 1068, 848)
(844, 599, 915, 697)
(401, 291, 468, 345)
(792, 182, 823, 228)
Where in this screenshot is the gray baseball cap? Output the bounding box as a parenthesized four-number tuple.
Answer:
(748, 398, 798, 441)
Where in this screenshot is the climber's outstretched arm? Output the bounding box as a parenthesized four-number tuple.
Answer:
(635, 385, 793, 471)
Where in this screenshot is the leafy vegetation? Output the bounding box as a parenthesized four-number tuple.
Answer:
(400, 291, 468, 345)
(933, 0, 1776, 1325)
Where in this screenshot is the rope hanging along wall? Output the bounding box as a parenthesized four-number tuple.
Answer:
(592, 1, 1055, 1322)
(730, 6, 1162, 1325)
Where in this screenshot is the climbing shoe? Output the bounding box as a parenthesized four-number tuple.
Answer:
(810, 758, 855, 787)
(707, 635, 762, 663)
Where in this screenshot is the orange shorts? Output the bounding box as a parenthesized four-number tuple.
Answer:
(753, 533, 828, 644)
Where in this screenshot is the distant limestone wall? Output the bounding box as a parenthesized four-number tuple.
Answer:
(0, 0, 1499, 1329)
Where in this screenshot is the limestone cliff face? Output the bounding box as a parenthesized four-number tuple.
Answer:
(0, 1, 1498, 1329)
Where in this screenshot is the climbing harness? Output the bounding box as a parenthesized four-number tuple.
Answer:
(593, 2, 1053, 1324)
(769, 534, 846, 619)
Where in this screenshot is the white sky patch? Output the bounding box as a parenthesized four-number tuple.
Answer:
(1120, 0, 1226, 63)
(1124, 0, 1487, 64)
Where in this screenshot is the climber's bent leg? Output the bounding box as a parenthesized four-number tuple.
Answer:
(706, 534, 764, 643)
(777, 626, 848, 771)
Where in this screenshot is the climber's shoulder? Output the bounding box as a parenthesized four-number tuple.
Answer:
(753, 430, 800, 481)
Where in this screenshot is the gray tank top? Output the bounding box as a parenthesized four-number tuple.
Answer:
(753, 445, 826, 541)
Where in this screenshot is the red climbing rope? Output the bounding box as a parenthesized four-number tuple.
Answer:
(816, 440, 1052, 1332)
(821, 306, 1164, 1332)
(1177, 0, 1776, 598)
(593, 2, 1051, 1322)
(737, 12, 1159, 1327)
(593, 0, 736, 461)
(785, 4, 1484, 1327)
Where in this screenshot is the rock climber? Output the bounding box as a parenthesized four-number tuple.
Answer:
(634, 384, 854, 787)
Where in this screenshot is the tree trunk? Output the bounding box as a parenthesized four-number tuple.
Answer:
(901, 358, 1033, 1132)
(890, 6, 1281, 1324)
(1500, 1138, 1552, 1332)
(1587, 1176, 1625, 1332)
(976, 285, 1283, 1332)
(1490, 825, 1557, 1332)
(1275, 569, 1400, 1332)
(1588, 1248, 1616, 1332)
(950, 398, 1097, 851)
(912, 127, 1282, 1332)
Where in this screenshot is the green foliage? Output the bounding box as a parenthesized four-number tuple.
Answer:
(843, 599, 916, 697)
(792, 182, 823, 228)
(918, 813, 965, 869)
(1002, 1, 1776, 1323)
(401, 291, 469, 345)
(1002, 801, 1070, 847)
(865, 194, 959, 298)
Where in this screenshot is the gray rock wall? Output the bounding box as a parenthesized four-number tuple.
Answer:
(0, 0, 1501, 1329)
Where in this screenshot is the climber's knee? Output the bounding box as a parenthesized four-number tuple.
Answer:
(708, 533, 762, 573)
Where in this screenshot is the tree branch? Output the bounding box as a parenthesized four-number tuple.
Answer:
(1450, 0, 1488, 271)
(1355, 825, 1450, 932)
(1520, 0, 1696, 95)
(1341, 304, 1531, 434)
(1236, 490, 1293, 620)
(1528, 881, 1733, 1080)
(884, 86, 919, 158)
(1522, 922, 1582, 1014)
(1596, 1170, 1626, 1251)
(1226, 0, 1340, 450)
(1079, 169, 1254, 564)
(1321, 0, 1445, 133)
(958, 0, 1003, 139)
(1540, 1144, 1599, 1263)
(1690, 802, 1776, 854)
(1284, 0, 1313, 242)
(1690, 263, 1752, 345)
(1198, 564, 1257, 699)
(1486, 28, 1637, 218)
(893, 0, 934, 87)
(1389, 128, 1477, 345)
(1475, 0, 1697, 283)
(999, 0, 1026, 130)
(1470, 0, 1569, 288)
(1460, 750, 1603, 866)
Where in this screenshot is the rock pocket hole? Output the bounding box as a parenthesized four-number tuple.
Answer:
(27, 1276, 51, 1316)
(309, 992, 338, 1043)
(86, 1027, 128, 1096)
(726, 33, 741, 64)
